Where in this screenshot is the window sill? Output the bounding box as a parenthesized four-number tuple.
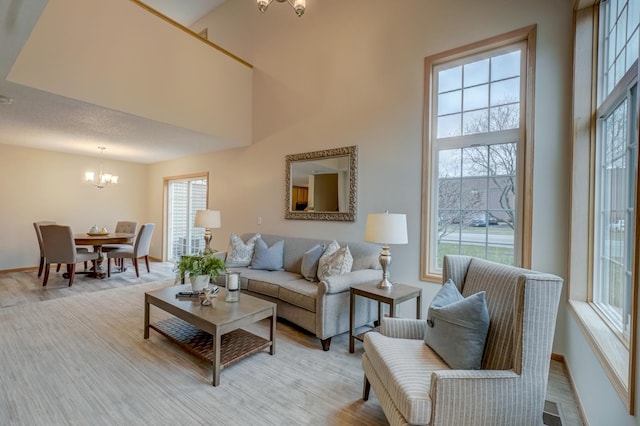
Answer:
(568, 299, 631, 411)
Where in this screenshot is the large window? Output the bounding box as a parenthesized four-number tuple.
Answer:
(570, 0, 639, 412)
(421, 27, 535, 280)
(594, 0, 639, 345)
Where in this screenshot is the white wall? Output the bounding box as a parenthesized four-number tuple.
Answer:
(0, 144, 148, 270)
(178, 0, 573, 308)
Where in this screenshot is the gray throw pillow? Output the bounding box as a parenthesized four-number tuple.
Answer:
(424, 279, 489, 370)
(250, 238, 284, 271)
(301, 244, 325, 281)
(225, 233, 260, 267)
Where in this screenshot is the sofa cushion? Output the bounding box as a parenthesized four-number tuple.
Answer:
(301, 244, 325, 282)
(251, 238, 284, 271)
(242, 270, 302, 298)
(318, 242, 353, 281)
(424, 279, 489, 370)
(363, 332, 448, 424)
(226, 233, 260, 267)
(278, 279, 317, 312)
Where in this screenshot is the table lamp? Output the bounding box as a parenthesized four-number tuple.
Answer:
(194, 210, 221, 253)
(365, 211, 408, 289)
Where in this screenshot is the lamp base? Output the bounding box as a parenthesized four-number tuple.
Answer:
(203, 230, 213, 254)
(376, 277, 393, 289)
(377, 245, 393, 290)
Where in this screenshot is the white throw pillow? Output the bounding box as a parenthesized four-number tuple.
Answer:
(317, 242, 353, 281)
(225, 233, 261, 267)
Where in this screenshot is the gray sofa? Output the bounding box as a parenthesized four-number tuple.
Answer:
(215, 233, 382, 350)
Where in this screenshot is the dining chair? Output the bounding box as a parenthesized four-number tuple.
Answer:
(34, 221, 90, 277)
(101, 221, 138, 267)
(106, 223, 155, 278)
(40, 224, 100, 287)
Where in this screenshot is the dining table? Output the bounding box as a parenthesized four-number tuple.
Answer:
(73, 232, 135, 278)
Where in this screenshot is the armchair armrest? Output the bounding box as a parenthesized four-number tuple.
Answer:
(380, 317, 426, 340)
(318, 269, 382, 295)
(430, 369, 525, 426)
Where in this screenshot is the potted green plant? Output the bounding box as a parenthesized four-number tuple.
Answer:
(176, 252, 226, 291)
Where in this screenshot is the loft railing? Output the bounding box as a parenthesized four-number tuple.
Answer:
(130, 0, 253, 69)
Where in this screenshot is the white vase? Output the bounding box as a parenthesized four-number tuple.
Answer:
(190, 275, 210, 292)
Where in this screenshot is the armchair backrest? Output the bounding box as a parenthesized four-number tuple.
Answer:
(443, 255, 563, 375)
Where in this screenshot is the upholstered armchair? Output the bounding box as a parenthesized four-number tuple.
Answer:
(361, 255, 563, 426)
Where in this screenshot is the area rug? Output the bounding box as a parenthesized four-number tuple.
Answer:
(0, 280, 386, 425)
(0, 280, 569, 425)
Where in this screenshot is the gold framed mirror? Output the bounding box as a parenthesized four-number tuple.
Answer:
(285, 146, 357, 221)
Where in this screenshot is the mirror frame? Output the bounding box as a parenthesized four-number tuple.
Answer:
(285, 145, 358, 221)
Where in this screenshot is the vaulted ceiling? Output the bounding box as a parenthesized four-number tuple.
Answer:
(0, 0, 241, 164)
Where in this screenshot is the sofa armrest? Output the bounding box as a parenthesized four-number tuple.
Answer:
(430, 369, 524, 425)
(318, 269, 382, 295)
(212, 251, 226, 261)
(380, 317, 426, 340)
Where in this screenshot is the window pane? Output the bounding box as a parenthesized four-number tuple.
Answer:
(439, 66, 462, 93)
(438, 90, 462, 115)
(439, 149, 461, 178)
(435, 142, 517, 268)
(437, 114, 461, 138)
(464, 59, 489, 87)
(463, 109, 489, 135)
(595, 95, 635, 337)
(463, 84, 489, 111)
(626, 28, 639, 67)
(490, 104, 519, 131)
(491, 51, 521, 80)
(616, 7, 628, 56)
(602, 0, 639, 97)
(490, 77, 520, 106)
(630, 0, 639, 32)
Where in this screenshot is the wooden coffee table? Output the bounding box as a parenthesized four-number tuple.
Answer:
(144, 284, 276, 386)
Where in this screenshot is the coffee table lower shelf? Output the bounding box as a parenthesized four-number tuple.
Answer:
(150, 317, 271, 369)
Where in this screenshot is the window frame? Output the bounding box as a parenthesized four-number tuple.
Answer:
(569, 0, 639, 414)
(420, 26, 536, 282)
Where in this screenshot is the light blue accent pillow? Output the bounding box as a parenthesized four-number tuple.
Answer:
(301, 244, 325, 281)
(424, 279, 489, 369)
(250, 238, 284, 271)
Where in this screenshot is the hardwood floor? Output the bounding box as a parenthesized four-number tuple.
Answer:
(0, 261, 584, 425)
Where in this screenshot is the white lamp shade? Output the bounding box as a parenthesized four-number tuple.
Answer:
(365, 212, 408, 245)
(194, 210, 221, 229)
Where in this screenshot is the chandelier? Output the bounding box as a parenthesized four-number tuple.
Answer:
(257, 0, 305, 17)
(84, 146, 119, 189)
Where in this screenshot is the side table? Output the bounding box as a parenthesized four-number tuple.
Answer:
(349, 281, 422, 353)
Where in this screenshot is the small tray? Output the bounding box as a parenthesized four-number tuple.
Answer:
(87, 232, 110, 236)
